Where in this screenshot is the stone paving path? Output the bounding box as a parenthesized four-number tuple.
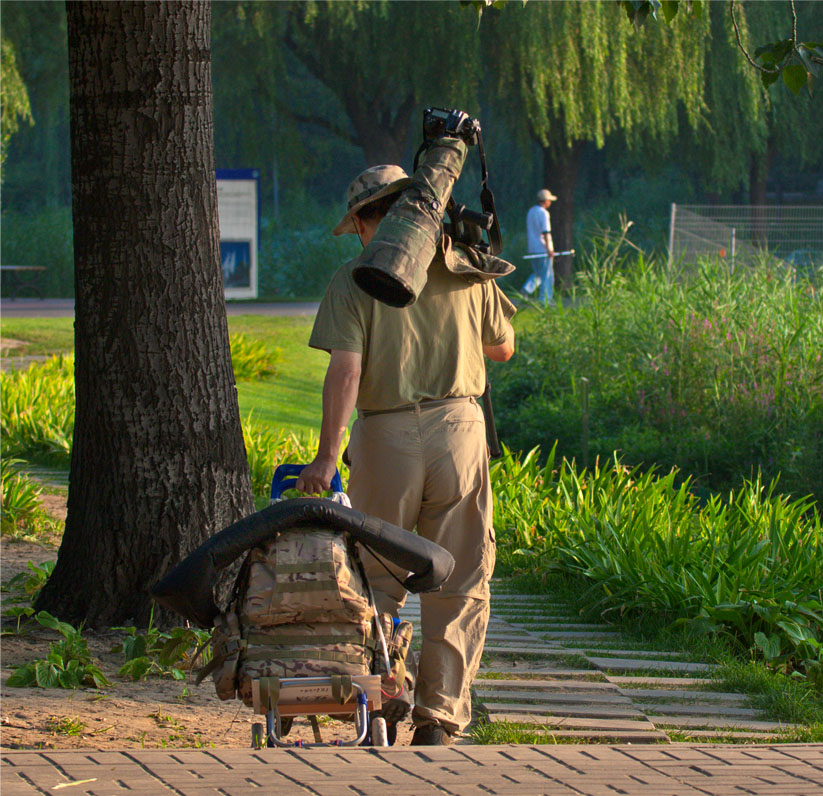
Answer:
(399, 591, 804, 744)
(3, 589, 822, 794)
(3, 743, 822, 794)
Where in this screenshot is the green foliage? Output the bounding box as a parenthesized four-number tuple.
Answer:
(45, 716, 87, 736)
(258, 213, 361, 299)
(488, 1, 709, 153)
(229, 333, 281, 380)
(1, 559, 56, 636)
(5, 611, 109, 689)
(0, 206, 74, 298)
(1, 457, 43, 534)
(112, 607, 211, 681)
(715, 659, 823, 724)
(0, 37, 33, 169)
(494, 248, 823, 502)
(491, 445, 823, 678)
(2, 559, 55, 603)
(242, 415, 336, 499)
(0, 354, 74, 466)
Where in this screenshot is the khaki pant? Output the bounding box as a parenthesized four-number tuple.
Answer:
(346, 397, 495, 733)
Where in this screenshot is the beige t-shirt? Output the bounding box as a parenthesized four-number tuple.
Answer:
(309, 245, 516, 411)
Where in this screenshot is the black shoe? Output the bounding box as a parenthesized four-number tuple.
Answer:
(410, 723, 452, 746)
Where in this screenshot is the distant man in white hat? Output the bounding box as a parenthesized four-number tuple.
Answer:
(296, 144, 515, 745)
(524, 188, 557, 305)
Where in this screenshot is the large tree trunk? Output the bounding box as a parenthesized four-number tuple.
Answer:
(541, 140, 585, 290)
(749, 141, 775, 249)
(36, 1, 253, 627)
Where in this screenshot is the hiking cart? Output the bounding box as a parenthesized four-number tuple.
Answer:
(247, 465, 388, 748)
(151, 465, 454, 751)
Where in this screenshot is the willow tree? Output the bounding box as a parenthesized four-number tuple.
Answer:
(486, 1, 709, 286)
(280, 0, 481, 166)
(0, 1, 69, 206)
(692, 1, 823, 209)
(36, 1, 253, 627)
(0, 37, 33, 170)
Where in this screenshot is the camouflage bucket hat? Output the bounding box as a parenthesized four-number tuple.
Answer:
(332, 165, 411, 236)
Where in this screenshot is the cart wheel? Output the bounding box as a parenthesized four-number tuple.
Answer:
(371, 717, 389, 747)
(251, 723, 264, 750)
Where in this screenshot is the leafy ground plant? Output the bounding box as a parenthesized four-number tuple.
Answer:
(0, 355, 75, 466)
(6, 611, 109, 689)
(112, 608, 211, 681)
(1, 559, 56, 635)
(491, 446, 823, 680)
(45, 716, 87, 737)
(229, 333, 281, 380)
(0, 458, 60, 540)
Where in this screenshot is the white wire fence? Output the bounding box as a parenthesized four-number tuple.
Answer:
(668, 204, 823, 270)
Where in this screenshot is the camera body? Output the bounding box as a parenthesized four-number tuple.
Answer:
(416, 107, 501, 256)
(422, 107, 480, 146)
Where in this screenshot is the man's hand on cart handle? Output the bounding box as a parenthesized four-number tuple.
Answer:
(295, 456, 338, 495)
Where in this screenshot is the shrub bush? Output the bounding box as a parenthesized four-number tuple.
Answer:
(492, 246, 823, 501)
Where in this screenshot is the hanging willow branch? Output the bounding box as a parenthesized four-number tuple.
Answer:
(729, 0, 795, 75)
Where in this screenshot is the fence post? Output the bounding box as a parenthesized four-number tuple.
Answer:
(668, 203, 677, 268)
(580, 376, 590, 468)
(730, 227, 736, 269)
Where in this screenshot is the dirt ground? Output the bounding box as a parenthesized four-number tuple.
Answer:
(0, 499, 417, 750)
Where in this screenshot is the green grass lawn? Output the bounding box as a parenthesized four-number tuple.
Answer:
(1, 314, 328, 435)
(229, 315, 326, 433)
(0, 317, 74, 354)
(1, 308, 537, 437)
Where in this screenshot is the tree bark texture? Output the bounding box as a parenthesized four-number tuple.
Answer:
(541, 140, 585, 290)
(36, 1, 253, 627)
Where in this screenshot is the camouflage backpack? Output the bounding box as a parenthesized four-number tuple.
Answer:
(199, 512, 411, 707)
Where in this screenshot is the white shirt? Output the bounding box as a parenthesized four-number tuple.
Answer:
(526, 204, 552, 254)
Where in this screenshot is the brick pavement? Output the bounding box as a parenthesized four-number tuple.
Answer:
(3, 744, 822, 795)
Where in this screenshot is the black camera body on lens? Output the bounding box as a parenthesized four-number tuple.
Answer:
(416, 107, 502, 256)
(422, 107, 481, 147)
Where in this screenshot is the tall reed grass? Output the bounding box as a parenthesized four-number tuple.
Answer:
(493, 246, 823, 502)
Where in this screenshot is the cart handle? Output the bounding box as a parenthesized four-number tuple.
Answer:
(270, 463, 343, 502)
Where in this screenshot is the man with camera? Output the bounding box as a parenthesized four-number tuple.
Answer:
(297, 110, 515, 746)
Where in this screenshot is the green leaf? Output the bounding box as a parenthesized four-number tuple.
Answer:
(86, 666, 110, 689)
(123, 635, 148, 661)
(3, 606, 34, 619)
(688, 0, 702, 19)
(158, 636, 193, 666)
(6, 664, 37, 687)
(119, 657, 152, 681)
(797, 45, 820, 78)
(761, 70, 780, 89)
(46, 650, 65, 667)
(782, 64, 808, 96)
(35, 661, 60, 688)
(661, 0, 678, 24)
(169, 667, 186, 681)
(754, 631, 782, 661)
(35, 610, 77, 640)
(58, 668, 81, 689)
